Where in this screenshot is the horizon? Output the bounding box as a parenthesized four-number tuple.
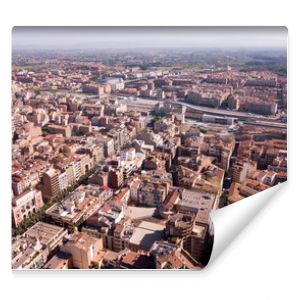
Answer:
(12, 26, 287, 51)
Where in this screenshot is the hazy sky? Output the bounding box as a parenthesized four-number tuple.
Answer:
(12, 27, 287, 51)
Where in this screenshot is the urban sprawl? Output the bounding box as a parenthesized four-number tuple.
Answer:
(11, 49, 287, 269)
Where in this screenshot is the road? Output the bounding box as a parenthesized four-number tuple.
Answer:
(243, 120, 287, 130)
(122, 96, 286, 130)
(174, 100, 274, 120)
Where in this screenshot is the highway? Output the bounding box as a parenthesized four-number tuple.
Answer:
(123, 96, 287, 130)
(174, 100, 274, 120)
(123, 96, 271, 120)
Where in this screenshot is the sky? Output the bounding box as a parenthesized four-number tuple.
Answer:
(12, 27, 287, 51)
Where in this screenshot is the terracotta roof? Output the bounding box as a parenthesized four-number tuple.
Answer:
(163, 189, 179, 210)
(114, 224, 124, 235)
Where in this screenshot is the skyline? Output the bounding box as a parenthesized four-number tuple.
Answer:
(12, 27, 287, 51)
(11, 27, 287, 270)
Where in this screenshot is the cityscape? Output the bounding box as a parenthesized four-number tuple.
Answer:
(11, 27, 287, 270)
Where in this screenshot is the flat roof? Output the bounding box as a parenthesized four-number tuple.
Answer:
(123, 206, 156, 220)
(130, 221, 165, 250)
(26, 221, 66, 245)
(180, 189, 215, 211)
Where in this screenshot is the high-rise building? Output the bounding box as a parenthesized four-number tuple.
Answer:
(42, 169, 61, 199)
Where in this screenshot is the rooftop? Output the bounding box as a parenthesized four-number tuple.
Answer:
(129, 221, 165, 250)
